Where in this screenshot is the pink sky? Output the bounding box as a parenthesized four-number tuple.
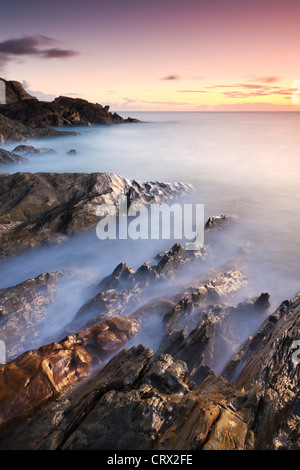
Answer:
(0, 0, 299, 111)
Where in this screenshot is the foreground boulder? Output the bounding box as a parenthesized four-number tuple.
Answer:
(0, 345, 257, 450)
(0, 316, 139, 436)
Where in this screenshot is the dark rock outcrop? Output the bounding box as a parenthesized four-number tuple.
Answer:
(157, 293, 270, 385)
(222, 291, 300, 449)
(0, 172, 192, 258)
(68, 243, 208, 333)
(0, 78, 139, 143)
(0, 148, 28, 165)
(12, 144, 56, 155)
(205, 215, 234, 231)
(0, 96, 135, 128)
(0, 105, 79, 142)
(0, 271, 67, 359)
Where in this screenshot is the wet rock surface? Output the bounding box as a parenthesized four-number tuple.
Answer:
(0, 345, 257, 450)
(0, 172, 191, 258)
(0, 316, 139, 438)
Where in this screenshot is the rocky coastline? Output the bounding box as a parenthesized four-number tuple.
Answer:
(0, 81, 299, 451)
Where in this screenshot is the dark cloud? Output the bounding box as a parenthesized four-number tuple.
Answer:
(0, 35, 79, 65)
(161, 75, 180, 80)
(41, 48, 78, 58)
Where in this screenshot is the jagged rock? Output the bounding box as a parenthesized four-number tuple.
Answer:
(157, 294, 270, 385)
(222, 292, 300, 449)
(0, 316, 139, 437)
(0, 107, 79, 142)
(66, 243, 247, 341)
(97, 262, 135, 292)
(155, 374, 257, 450)
(0, 271, 67, 359)
(0, 148, 28, 165)
(163, 271, 248, 330)
(205, 215, 234, 231)
(12, 144, 56, 155)
(0, 345, 257, 450)
(66, 243, 208, 333)
(0, 172, 192, 257)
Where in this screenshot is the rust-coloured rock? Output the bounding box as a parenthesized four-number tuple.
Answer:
(0, 316, 139, 435)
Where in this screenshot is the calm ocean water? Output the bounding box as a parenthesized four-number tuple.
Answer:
(1, 111, 300, 314)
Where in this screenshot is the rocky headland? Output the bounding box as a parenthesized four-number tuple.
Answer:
(0, 78, 139, 143)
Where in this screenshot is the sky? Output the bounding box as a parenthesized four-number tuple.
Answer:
(0, 0, 299, 111)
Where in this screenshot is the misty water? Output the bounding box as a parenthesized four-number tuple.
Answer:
(1, 112, 300, 368)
